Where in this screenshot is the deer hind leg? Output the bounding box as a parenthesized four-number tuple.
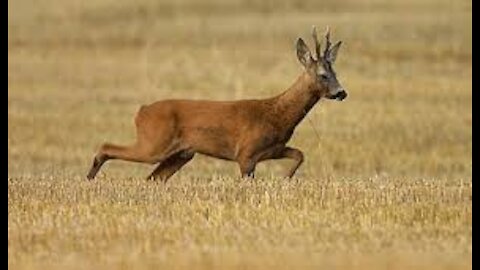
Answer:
(86, 150, 108, 180)
(86, 142, 162, 180)
(87, 105, 182, 180)
(146, 151, 195, 182)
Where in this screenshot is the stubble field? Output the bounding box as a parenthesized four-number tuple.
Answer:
(8, 0, 472, 269)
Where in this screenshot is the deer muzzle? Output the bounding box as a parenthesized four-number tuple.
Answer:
(334, 90, 347, 101)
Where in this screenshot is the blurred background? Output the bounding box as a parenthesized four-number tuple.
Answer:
(8, 0, 472, 179)
(8, 1, 472, 269)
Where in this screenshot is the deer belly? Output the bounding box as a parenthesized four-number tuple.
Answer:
(187, 126, 236, 160)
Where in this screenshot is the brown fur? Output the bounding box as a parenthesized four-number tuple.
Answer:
(87, 27, 346, 181)
(87, 72, 328, 180)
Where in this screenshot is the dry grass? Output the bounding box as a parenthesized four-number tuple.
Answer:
(8, 0, 471, 269)
(8, 176, 472, 269)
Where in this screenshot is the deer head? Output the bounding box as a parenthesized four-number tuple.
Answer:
(296, 26, 347, 101)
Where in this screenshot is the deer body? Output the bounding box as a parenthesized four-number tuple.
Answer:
(87, 27, 347, 181)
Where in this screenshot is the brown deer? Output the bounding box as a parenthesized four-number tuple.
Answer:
(87, 26, 347, 181)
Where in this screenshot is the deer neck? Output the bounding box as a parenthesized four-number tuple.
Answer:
(273, 72, 322, 129)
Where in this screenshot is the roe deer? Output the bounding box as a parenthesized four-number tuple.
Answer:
(87, 26, 347, 181)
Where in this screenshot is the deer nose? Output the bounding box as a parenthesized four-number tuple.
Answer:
(336, 90, 347, 101)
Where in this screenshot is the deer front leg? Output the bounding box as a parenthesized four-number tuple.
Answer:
(238, 160, 256, 179)
(259, 146, 304, 178)
(237, 154, 257, 179)
(282, 147, 304, 178)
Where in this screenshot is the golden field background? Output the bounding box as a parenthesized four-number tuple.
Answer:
(8, 0, 471, 269)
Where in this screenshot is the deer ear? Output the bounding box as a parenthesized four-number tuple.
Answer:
(296, 38, 314, 68)
(327, 41, 342, 63)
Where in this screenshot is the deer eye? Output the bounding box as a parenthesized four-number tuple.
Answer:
(320, 74, 328, 80)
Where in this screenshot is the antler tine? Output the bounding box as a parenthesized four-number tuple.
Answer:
(311, 26, 321, 61)
(323, 26, 331, 58)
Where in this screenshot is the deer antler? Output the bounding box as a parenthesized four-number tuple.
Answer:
(311, 26, 321, 61)
(323, 26, 332, 59)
